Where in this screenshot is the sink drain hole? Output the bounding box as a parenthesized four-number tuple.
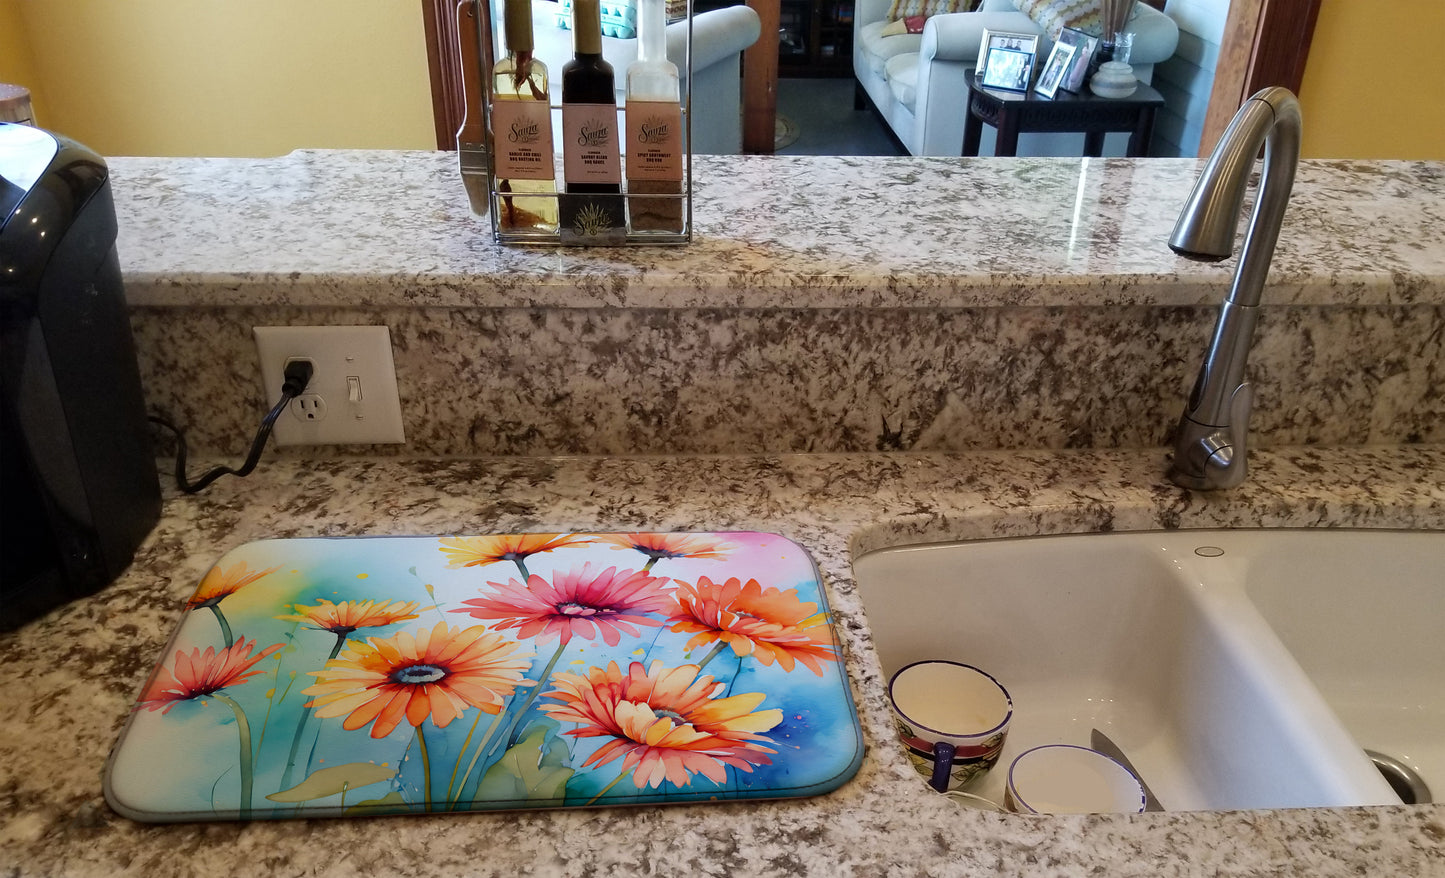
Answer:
(1367, 750, 1431, 805)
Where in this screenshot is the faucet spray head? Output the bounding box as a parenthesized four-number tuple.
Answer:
(1168, 89, 1294, 262)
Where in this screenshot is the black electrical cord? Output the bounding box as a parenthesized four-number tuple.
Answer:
(149, 359, 314, 495)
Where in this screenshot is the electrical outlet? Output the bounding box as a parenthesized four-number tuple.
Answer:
(253, 326, 405, 446)
(292, 393, 327, 422)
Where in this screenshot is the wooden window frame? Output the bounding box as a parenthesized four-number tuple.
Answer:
(1201, 0, 1321, 154)
(423, 0, 466, 150)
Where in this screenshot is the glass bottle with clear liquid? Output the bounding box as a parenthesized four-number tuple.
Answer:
(492, 0, 559, 232)
(625, 0, 684, 232)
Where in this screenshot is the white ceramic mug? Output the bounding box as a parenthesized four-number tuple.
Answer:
(889, 660, 1012, 792)
(1004, 744, 1147, 814)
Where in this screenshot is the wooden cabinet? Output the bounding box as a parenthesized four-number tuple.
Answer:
(779, 0, 854, 76)
(693, 0, 853, 77)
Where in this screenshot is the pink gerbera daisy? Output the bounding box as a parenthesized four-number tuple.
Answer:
(451, 563, 673, 646)
(140, 638, 284, 714)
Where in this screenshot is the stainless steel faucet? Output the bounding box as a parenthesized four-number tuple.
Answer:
(1167, 87, 1301, 490)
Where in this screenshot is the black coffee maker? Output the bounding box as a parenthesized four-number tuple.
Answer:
(1, 123, 161, 631)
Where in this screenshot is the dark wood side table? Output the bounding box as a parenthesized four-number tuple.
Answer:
(961, 69, 1165, 158)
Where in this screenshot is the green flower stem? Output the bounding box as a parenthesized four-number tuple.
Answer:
(641, 556, 658, 573)
(213, 693, 254, 819)
(639, 624, 668, 664)
(418, 726, 434, 813)
(512, 557, 531, 581)
(424, 584, 447, 623)
(209, 605, 235, 649)
(448, 709, 505, 810)
(585, 770, 630, 806)
(277, 632, 347, 798)
(445, 709, 487, 805)
(502, 641, 566, 750)
(694, 641, 729, 672)
(254, 622, 302, 755)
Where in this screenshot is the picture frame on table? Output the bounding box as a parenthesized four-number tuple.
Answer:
(1034, 42, 1075, 98)
(977, 31, 1039, 92)
(1056, 26, 1099, 93)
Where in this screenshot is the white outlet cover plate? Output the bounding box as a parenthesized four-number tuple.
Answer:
(253, 326, 405, 446)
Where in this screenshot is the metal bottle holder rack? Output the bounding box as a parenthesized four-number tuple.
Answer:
(464, 0, 693, 245)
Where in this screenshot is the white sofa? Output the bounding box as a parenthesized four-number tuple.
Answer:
(854, 0, 1179, 156)
(528, 0, 760, 154)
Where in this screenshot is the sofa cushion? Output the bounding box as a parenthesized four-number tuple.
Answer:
(885, 53, 919, 111)
(880, 15, 930, 35)
(860, 21, 924, 78)
(1011, 0, 1101, 37)
(887, 0, 963, 19)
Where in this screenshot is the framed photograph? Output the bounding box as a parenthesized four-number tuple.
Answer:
(1056, 26, 1099, 93)
(1034, 42, 1075, 98)
(976, 28, 997, 76)
(978, 31, 1039, 92)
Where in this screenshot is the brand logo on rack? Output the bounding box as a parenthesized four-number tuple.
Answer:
(577, 119, 611, 147)
(508, 120, 542, 143)
(636, 116, 671, 145)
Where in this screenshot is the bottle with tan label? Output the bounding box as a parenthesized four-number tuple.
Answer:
(492, 0, 558, 232)
(560, 0, 624, 239)
(624, 0, 684, 232)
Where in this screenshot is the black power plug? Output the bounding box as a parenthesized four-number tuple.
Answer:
(149, 358, 315, 494)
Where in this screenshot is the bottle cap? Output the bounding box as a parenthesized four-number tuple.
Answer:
(504, 0, 534, 53)
(573, 0, 603, 54)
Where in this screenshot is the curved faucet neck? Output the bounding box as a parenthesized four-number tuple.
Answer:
(1166, 87, 1302, 491)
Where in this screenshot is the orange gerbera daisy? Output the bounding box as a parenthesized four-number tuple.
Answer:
(187, 561, 279, 609)
(438, 534, 594, 571)
(595, 533, 734, 566)
(302, 621, 533, 739)
(279, 598, 420, 635)
(452, 563, 673, 646)
(539, 660, 782, 789)
(140, 638, 284, 714)
(666, 576, 839, 675)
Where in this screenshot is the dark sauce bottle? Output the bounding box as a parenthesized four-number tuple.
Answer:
(559, 0, 625, 238)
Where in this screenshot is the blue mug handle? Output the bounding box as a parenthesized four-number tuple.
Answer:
(929, 741, 956, 792)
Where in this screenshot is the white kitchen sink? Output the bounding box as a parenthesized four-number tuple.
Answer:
(1242, 530, 1443, 805)
(852, 529, 1442, 811)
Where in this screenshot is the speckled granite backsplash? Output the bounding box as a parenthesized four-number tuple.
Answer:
(130, 303, 1444, 457)
(111, 153, 1445, 457)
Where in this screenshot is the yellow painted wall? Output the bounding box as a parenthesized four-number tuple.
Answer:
(0, 0, 434, 157)
(1300, 0, 1445, 159)
(8, 0, 1444, 160)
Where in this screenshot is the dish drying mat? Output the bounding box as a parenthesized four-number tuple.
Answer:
(105, 532, 862, 821)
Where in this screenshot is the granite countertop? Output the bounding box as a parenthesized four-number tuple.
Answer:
(111, 152, 1445, 309)
(3, 150, 1442, 874)
(2, 448, 1443, 877)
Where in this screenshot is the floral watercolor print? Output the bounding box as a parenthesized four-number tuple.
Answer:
(104, 532, 863, 821)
